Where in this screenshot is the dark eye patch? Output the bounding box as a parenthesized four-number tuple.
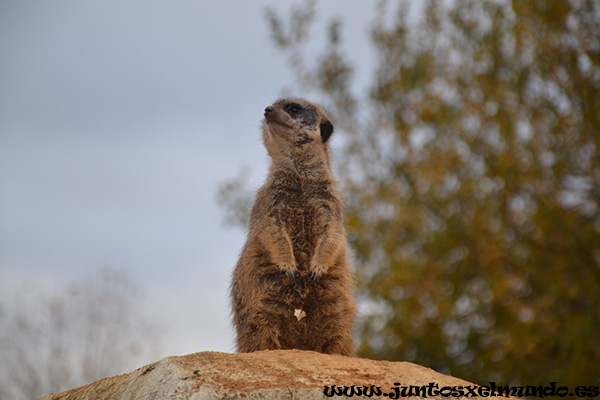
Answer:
(284, 103, 303, 116)
(282, 102, 318, 128)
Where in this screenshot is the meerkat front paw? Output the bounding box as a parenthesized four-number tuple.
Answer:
(279, 263, 298, 279)
(309, 261, 327, 281)
(273, 253, 298, 278)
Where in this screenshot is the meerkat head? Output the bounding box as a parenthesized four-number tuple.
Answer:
(261, 98, 334, 162)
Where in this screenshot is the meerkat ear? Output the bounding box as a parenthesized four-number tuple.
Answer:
(320, 120, 334, 143)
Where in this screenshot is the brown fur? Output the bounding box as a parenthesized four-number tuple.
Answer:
(230, 98, 356, 356)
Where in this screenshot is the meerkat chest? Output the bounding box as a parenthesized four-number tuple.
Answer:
(275, 186, 328, 226)
(269, 177, 336, 235)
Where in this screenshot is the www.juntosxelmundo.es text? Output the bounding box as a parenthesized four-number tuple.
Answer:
(323, 382, 600, 398)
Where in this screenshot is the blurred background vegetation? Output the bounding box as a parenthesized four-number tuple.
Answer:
(0, 269, 161, 400)
(220, 0, 600, 388)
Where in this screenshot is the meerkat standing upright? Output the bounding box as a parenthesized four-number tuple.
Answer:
(230, 98, 356, 356)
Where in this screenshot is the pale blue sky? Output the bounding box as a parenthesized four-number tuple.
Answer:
(0, 0, 377, 365)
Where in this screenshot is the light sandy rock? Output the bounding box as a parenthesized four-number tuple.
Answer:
(39, 350, 494, 399)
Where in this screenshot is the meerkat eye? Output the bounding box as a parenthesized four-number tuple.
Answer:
(284, 104, 303, 116)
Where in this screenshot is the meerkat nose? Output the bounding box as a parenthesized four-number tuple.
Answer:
(264, 106, 274, 117)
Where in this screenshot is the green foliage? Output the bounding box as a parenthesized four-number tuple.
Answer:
(258, 0, 600, 387)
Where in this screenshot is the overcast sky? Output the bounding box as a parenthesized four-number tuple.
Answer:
(0, 0, 377, 365)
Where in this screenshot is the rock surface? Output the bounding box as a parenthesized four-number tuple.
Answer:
(39, 350, 491, 399)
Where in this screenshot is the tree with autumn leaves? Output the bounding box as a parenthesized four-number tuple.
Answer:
(220, 0, 600, 387)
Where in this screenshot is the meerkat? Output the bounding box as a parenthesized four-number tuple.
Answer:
(230, 98, 356, 356)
